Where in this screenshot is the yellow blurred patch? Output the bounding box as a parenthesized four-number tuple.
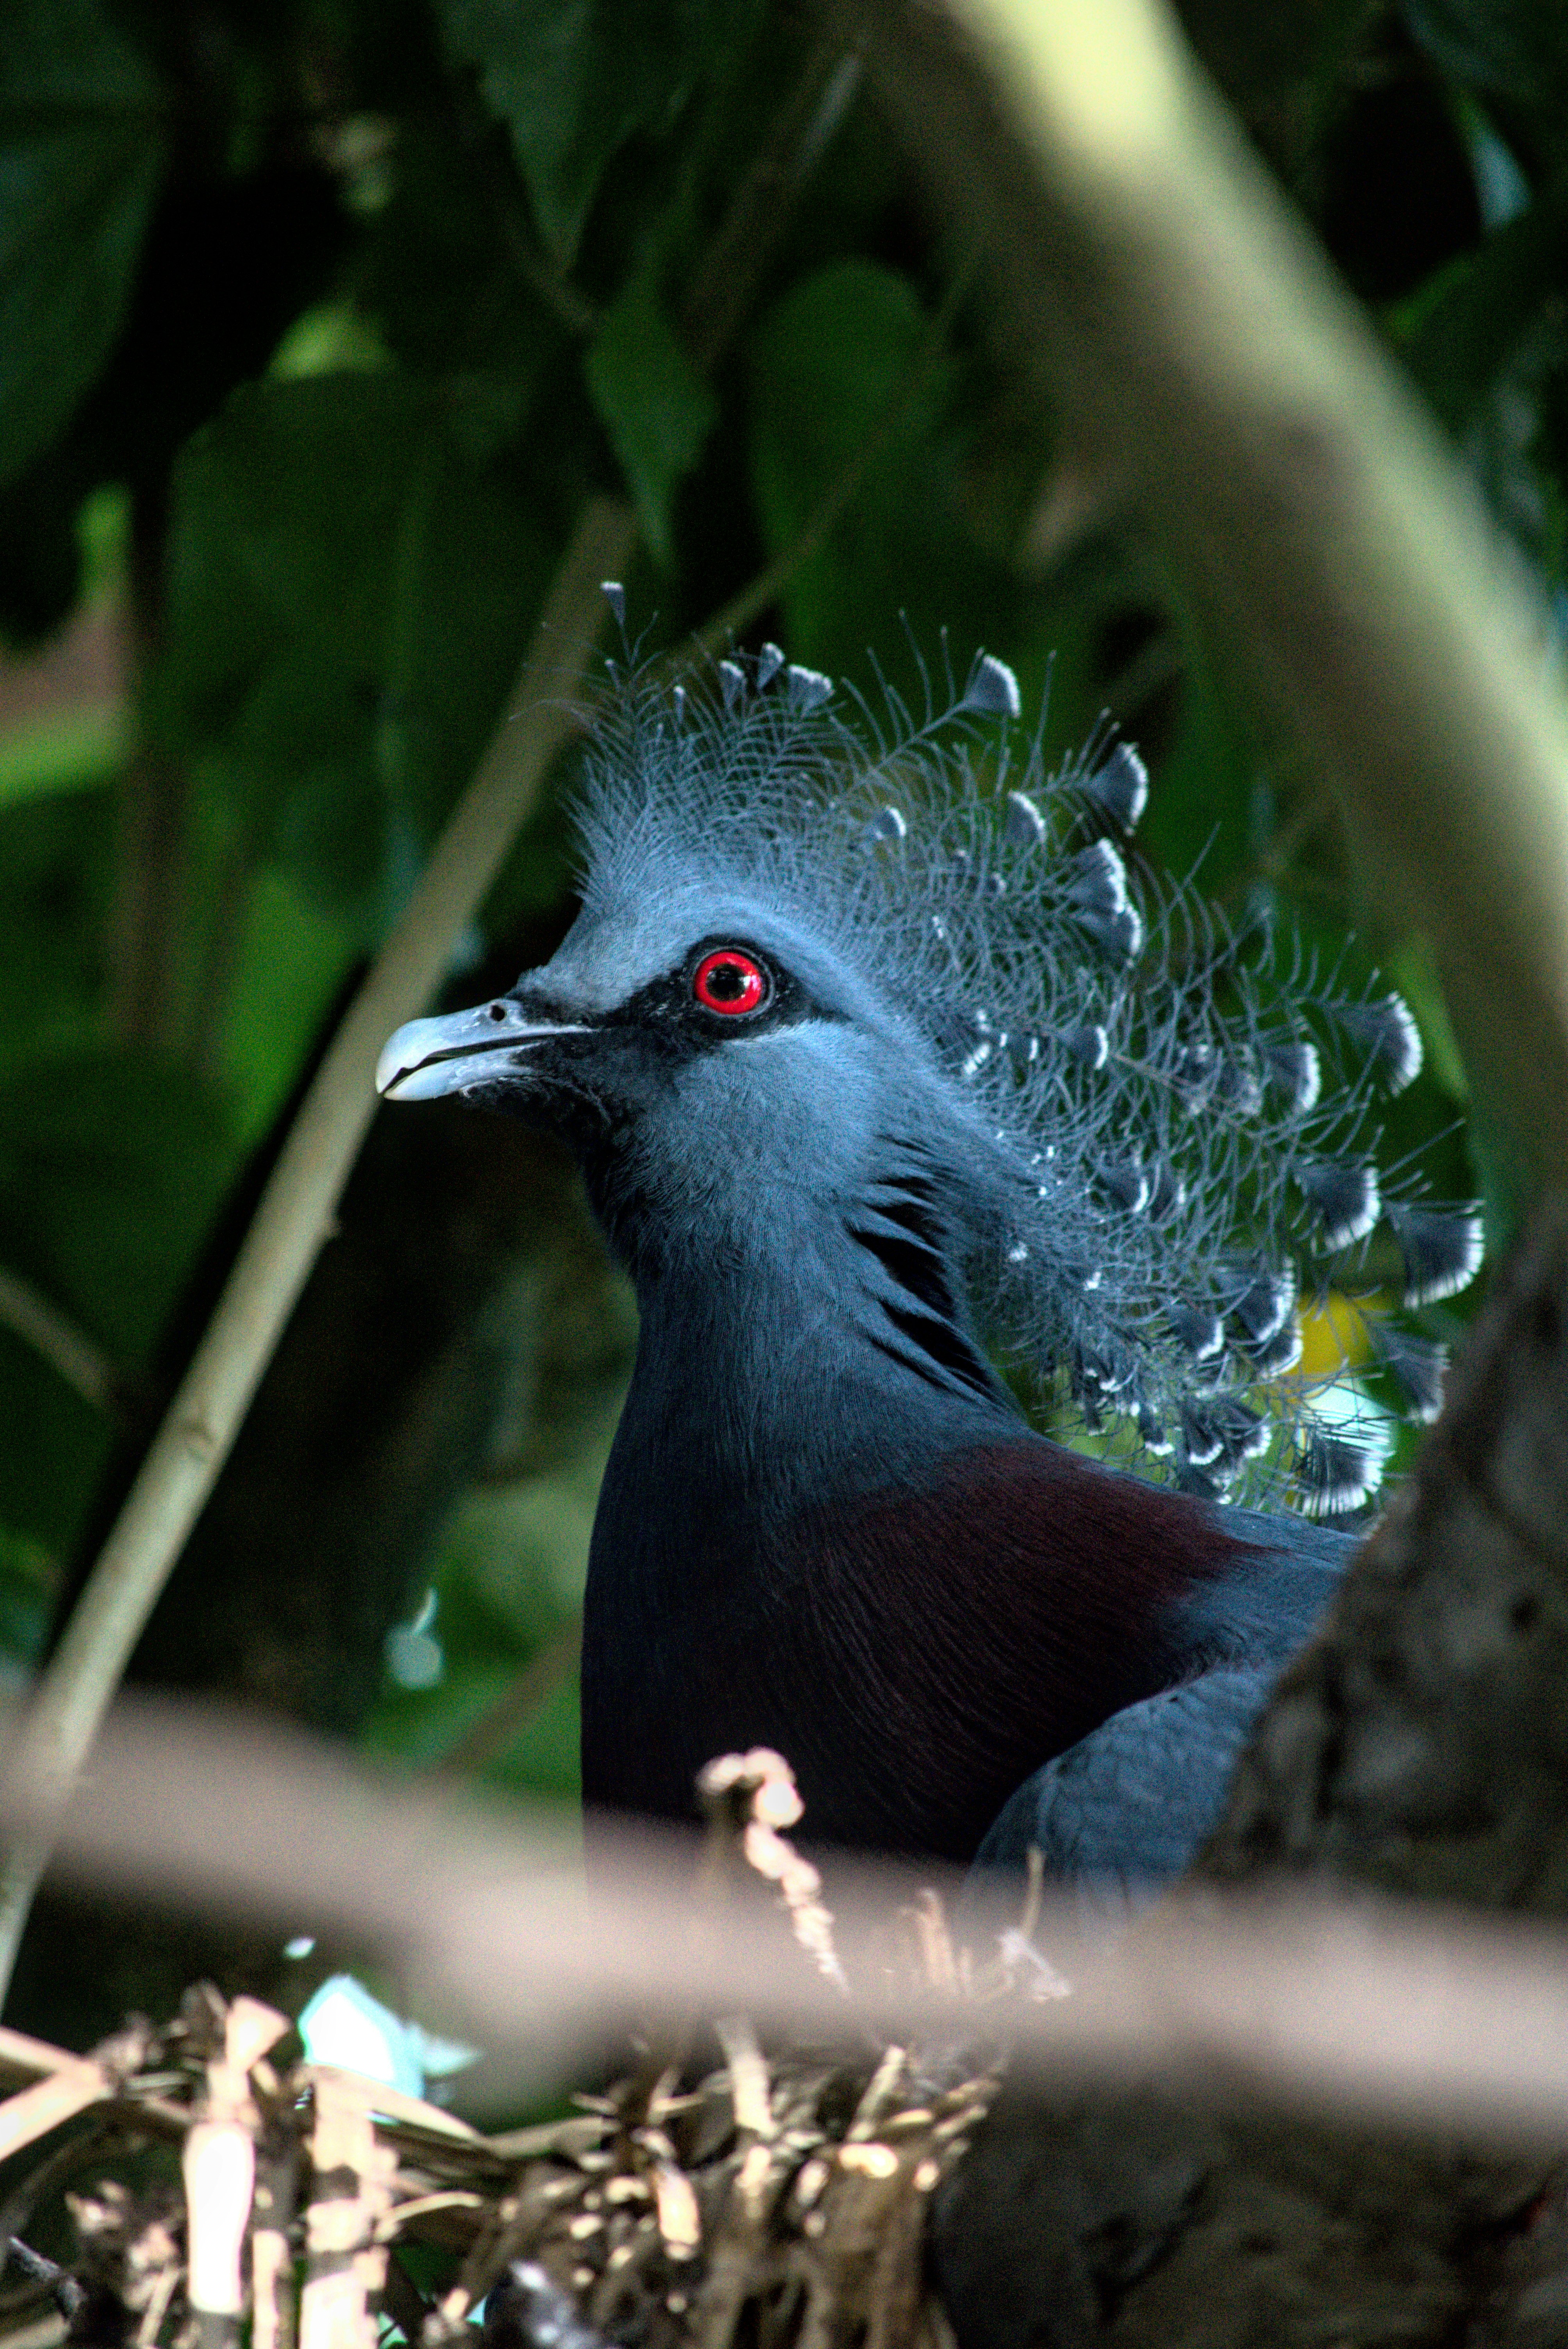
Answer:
(1296, 1293, 1388, 1381)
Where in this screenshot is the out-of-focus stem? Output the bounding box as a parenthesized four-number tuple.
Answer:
(857, 0, 1568, 1197)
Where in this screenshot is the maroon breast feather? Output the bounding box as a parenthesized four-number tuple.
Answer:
(772, 1436, 1251, 1862)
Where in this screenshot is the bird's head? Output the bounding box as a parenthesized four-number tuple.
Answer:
(377, 637, 1483, 1513)
(376, 828, 999, 1287)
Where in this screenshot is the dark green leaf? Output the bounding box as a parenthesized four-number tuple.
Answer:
(747, 259, 1039, 690)
(0, 0, 166, 489)
(1393, 176, 1568, 433)
(0, 1523, 55, 1668)
(0, 788, 114, 1070)
(0, 1047, 234, 1367)
(438, 0, 717, 267)
(1141, 654, 1264, 898)
(355, 115, 573, 383)
(159, 373, 555, 929)
(584, 265, 716, 566)
(215, 862, 361, 1152)
(363, 1459, 599, 1798)
(0, 1333, 110, 1561)
(1406, 0, 1568, 121)
(161, 373, 437, 719)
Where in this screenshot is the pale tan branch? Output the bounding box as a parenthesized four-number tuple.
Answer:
(26, 1694, 1568, 2153)
(0, 1268, 120, 1419)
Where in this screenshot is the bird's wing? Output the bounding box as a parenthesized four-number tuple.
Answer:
(969, 1663, 1275, 1933)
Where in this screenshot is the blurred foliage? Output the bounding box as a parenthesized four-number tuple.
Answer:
(0, 0, 1565, 2037)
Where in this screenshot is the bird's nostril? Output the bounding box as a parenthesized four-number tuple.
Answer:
(489, 1002, 508, 1023)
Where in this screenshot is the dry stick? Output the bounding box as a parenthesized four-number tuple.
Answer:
(682, 30, 863, 375)
(0, 494, 638, 2004)
(857, 0, 1568, 1191)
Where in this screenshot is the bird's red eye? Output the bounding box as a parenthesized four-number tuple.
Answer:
(693, 949, 769, 1016)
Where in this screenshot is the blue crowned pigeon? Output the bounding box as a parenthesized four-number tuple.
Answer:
(377, 626, 1480, 1893)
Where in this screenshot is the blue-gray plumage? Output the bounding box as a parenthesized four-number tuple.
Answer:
(973, 1511, 1355, 1907)
(376, 633, 1477, 1889)
(977, 1669, 1279, 1900)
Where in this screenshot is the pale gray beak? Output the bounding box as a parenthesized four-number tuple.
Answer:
(376, 998, 592, 1103)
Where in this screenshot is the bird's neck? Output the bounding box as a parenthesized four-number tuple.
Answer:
(603, 1211, 1017, 1522)
(578, 1120, 1016, 1489)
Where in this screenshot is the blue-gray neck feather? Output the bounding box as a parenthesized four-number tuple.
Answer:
(582, 1120, 1016, 1530)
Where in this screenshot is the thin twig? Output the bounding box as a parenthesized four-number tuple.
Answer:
(682, 32, 863, 375)
(5, 2237, 83, 2320)
(107, 743, 188, 1053)
(107, 487, 185, 1056)
(448, 71, 603, 339)
(432, 1617, 583, 1780)
(0, 1270, 120, 1421)
(0, 495, 637, 2005)
(186, 818, 267, 1084)
(687, 260, 976, 663)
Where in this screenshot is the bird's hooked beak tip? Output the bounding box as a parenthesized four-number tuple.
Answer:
(376, 1000, 592, 1104)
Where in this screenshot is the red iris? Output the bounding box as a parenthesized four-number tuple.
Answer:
(693, 949, 768, 1016)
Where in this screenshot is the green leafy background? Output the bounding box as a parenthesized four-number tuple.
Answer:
(0, 0, 1561, 2049)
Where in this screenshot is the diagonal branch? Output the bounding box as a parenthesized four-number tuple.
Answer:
(24, 1692, 1568, 2152)
(853, 0, 1568, 1204)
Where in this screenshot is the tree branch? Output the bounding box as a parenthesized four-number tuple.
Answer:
(24, 1693, 1568, 2154)
(852, 0, 1568, 1203)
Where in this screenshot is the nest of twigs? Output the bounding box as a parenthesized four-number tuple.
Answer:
(0, 1756, 1056, 2349)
